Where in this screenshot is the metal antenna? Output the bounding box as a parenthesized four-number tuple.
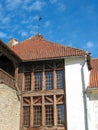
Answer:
(38, 16, 42, 34)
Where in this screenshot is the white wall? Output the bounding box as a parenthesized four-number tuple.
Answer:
(65, 56, 89, 130)
(87, 94, 98, 130)
(0, 84, 20, 130)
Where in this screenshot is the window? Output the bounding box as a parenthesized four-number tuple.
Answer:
(23, 106, 30, 128)
(46, 71, 53, 90)
(46, 105, 54, 126)
(22, 60, 65, 129)
(25, 72, 31, 91)
(33, 106, 42, 126)
(57, 105, 64, 125)
(34, 72, 42, 90)
(56, 70, 64, 88)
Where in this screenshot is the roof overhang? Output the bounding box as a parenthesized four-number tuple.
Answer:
(0, 40, 22, 64)
(87, 87, 98, 95)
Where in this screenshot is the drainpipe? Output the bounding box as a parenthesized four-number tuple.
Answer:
(81, 55, 89, 130)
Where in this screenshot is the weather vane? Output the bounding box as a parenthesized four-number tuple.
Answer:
(38, 16, 42, 34)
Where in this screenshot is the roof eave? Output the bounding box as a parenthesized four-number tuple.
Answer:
(0, 40, 22, 63)
(20, 55, 88, 63)
(87, 87, 98, 95)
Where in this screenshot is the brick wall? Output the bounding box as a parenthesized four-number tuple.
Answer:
(0, 84, 20, 130)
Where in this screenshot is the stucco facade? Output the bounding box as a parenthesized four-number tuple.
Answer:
(87, 94, 98, 130)
(65, 56, 89, 130)
(0, 84, 20, 130)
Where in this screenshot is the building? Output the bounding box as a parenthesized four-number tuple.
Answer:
(0, 34, 98, 130)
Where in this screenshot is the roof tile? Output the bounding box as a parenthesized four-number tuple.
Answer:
(11, 34, 89, 61)
(89, 58, 98, 88)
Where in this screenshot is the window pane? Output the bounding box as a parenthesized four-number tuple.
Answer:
(33, 106, 42, 126)
(56, 70, 64, 88)
(57, 105, 64, 125)
(34, 72, 42, 90)
(46, 106, 54, 126)
(23, 106, 30, 128)
(25, 72, 31, 91)
(46, 72, 53, 90)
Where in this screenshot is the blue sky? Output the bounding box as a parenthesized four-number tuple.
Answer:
(0, 0, 98, 58)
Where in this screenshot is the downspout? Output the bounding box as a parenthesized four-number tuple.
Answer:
(81, 55, 89, 130)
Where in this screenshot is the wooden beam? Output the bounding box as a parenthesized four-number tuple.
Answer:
(23, 98, 30, 104)
(42, 95, 45, 126)
(33, 97, 41, 104)
(20, 89, 64, 97)
(31, 71, 34, 91)
(45, 96, 53, 103)
(54, 95, 57, 126)
(42, 64, 45, 90)
(53, 62, 57, 89)
(30, 96, 33, 127)
(22, 65, 25, 91)
(57, 95, 63, 102)
(15, 66, 20, 93)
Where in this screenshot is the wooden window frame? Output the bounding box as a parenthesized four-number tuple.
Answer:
(45, 105, 54, 126)
(24, 72, 31, 91)
(33, 106, 42, 127)
(57, 104, 65, 125)
(21, 60, 66, 130)
(34, 72, 42, 91)
(45, 71, 53, 90)
(23, 106, 30, 128)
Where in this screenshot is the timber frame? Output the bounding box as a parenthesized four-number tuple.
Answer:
(0, 40, 21, 91)
(19, 59, 67, 130)
(0, 40, 67, 130)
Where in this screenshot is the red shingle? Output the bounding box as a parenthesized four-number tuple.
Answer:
(89, 58, 98, 88)
(11, 34, 89, 61)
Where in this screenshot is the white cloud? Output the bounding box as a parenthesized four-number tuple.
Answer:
(21, 31, 28, 37)
(0, 32, 7, 38)
(57, 3, 66, 12)
(0, 4, 3, 11)
(50, 0, 58, 4)
(86, 41, 94, 48)
(24, 0, 30, 4)
(23, 1, 46, 11)
(6, 0, 22, 10)
(44, 21, 51, 27)
(2, 16, 10, 24)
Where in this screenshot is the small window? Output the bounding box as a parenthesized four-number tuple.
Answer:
(23, 106, 30, 128)
(46, 71, 53, 90)
(34, 72, 42, 90)
(56, 70, 64, 89)
(24, 72, 31, 91)
(33, 106, 42, 126)
(46, 105, 54, 126)
(57, 104, 64, 125)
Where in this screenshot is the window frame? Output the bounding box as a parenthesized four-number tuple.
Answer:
(22, 60, 66, 129)
(45, 71, 53, 90)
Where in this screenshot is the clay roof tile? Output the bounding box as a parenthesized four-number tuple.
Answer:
(11, 34, 88, 61)
(89, 58, 98, 88)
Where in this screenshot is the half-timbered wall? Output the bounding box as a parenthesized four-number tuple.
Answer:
(19, 59, 66, 130)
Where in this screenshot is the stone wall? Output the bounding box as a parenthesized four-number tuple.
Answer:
(0, 84, 20, 130)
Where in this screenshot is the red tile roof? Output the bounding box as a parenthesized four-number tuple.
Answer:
(89, 58, 98, 88)
(11, 34, 90, 61)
